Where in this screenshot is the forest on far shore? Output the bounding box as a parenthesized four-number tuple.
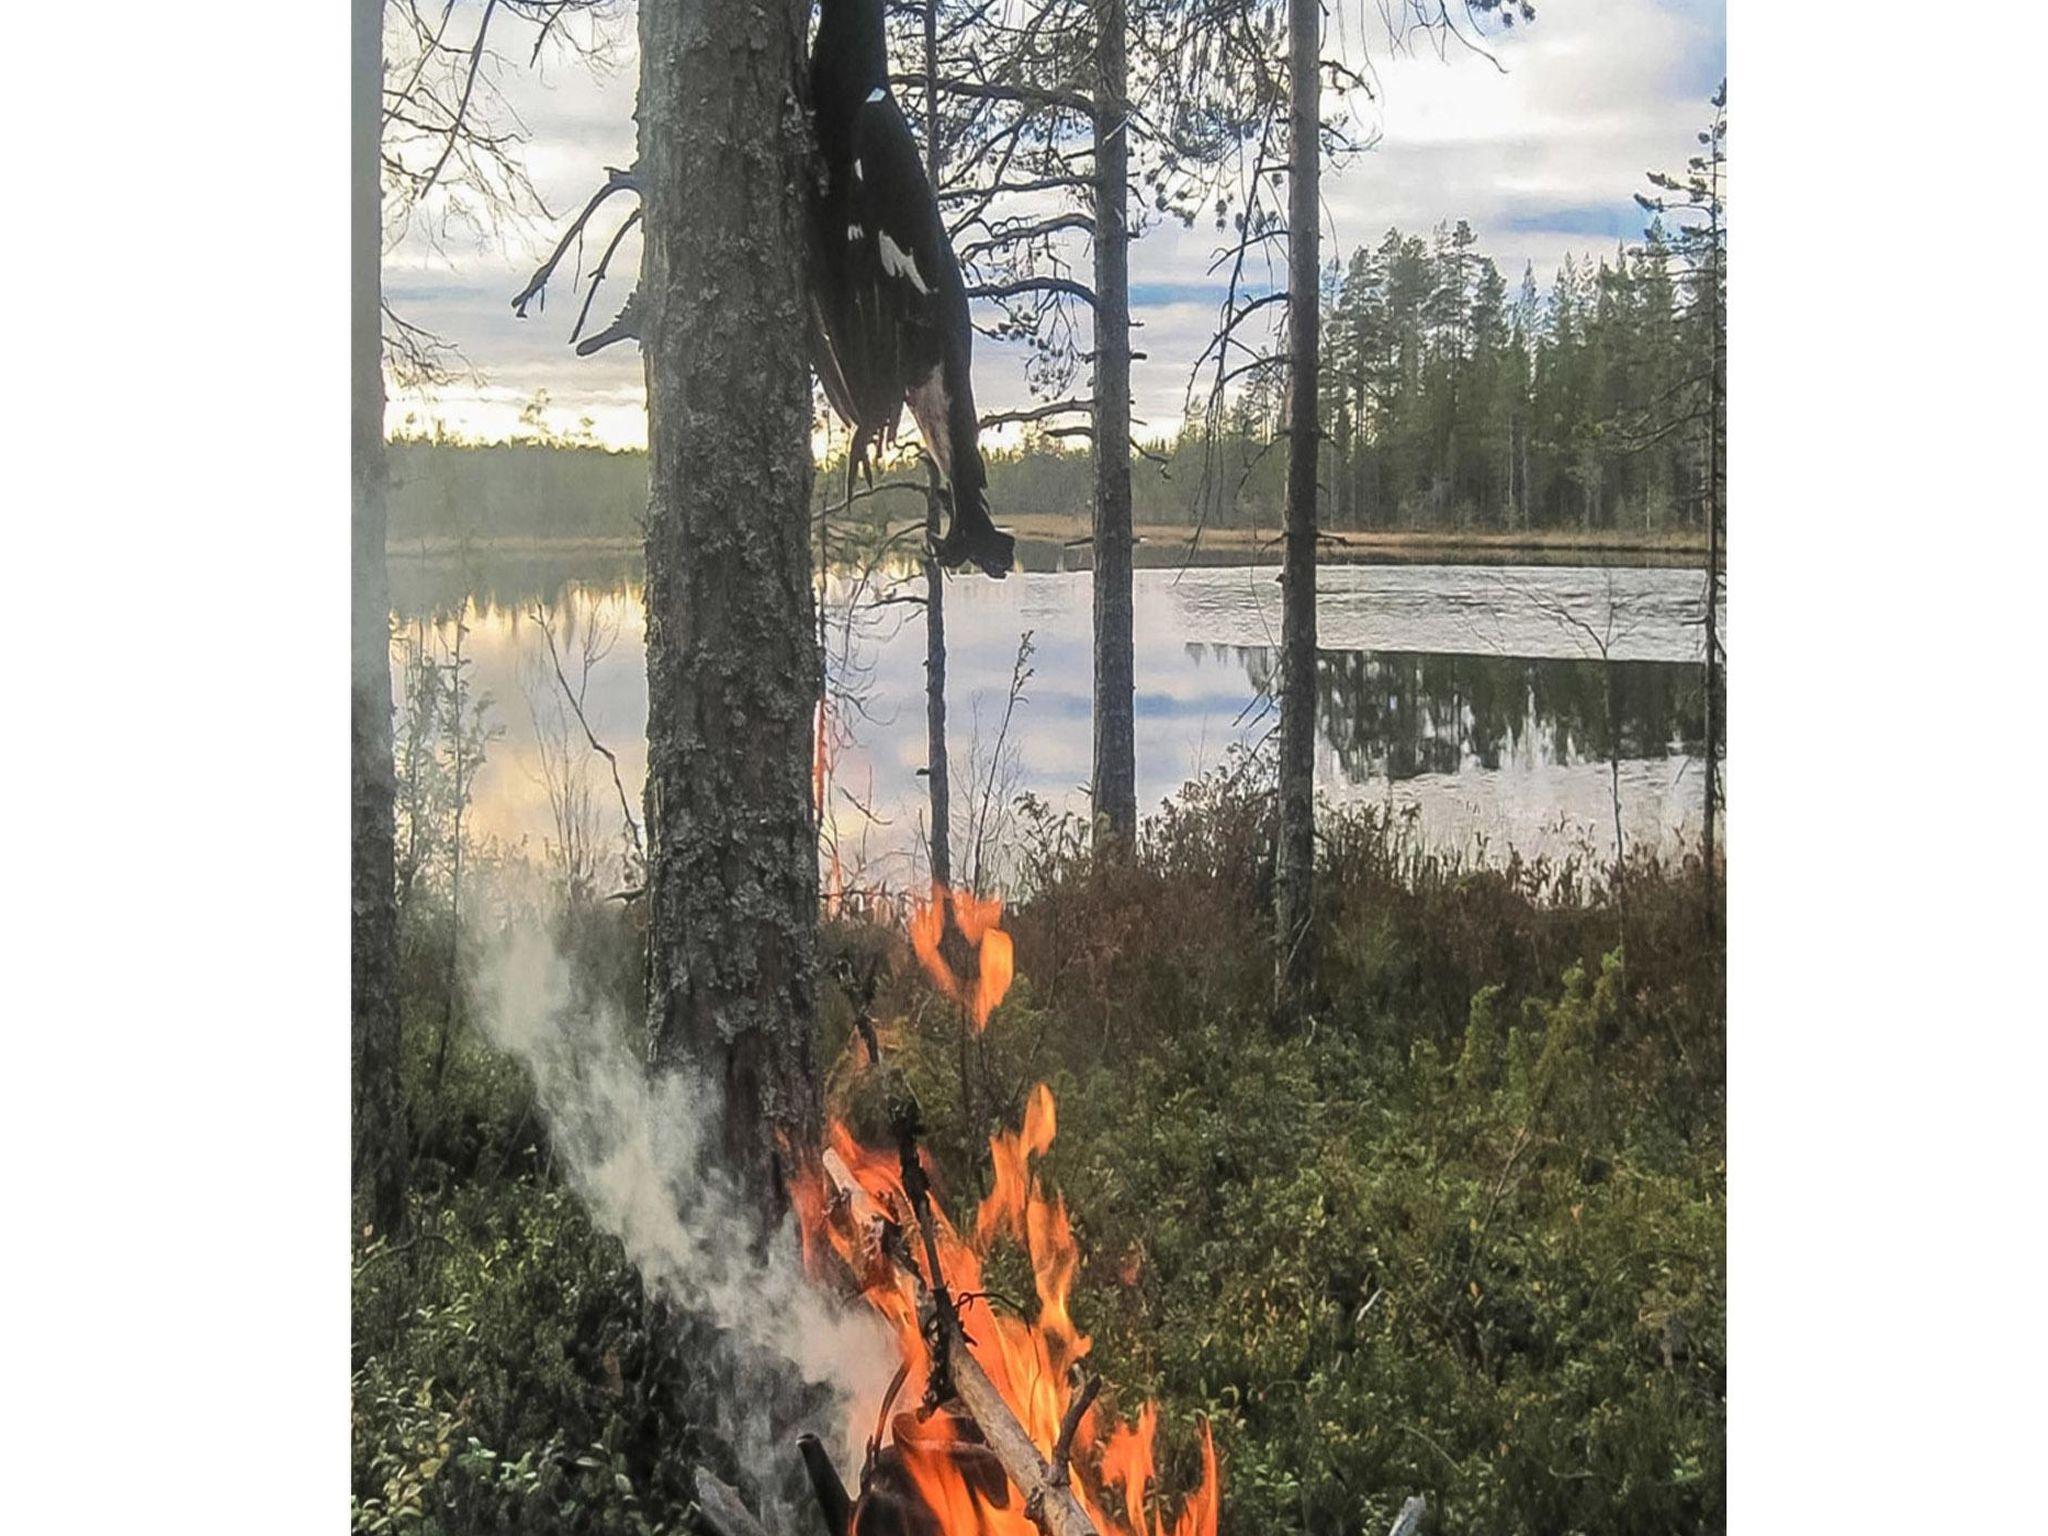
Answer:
(390, 213, 1723, 547)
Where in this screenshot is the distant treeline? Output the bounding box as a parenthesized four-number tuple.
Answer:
(387, 435, 650, 544)
(390, 217, 1720, 543)
(1311, 218, 1721, 534)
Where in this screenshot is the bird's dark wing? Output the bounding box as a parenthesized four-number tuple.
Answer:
(843, 94, 953, 383)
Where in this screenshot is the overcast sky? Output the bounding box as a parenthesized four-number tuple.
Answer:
(384, 0, 1725, 449)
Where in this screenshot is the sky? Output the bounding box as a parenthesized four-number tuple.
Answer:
(383, 0, 1726, 450)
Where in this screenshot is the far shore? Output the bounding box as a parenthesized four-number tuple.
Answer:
(391, 521, 1713, 566)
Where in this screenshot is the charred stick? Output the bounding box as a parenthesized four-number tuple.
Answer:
(895, 1119, 958, 1405)
(1048, 1367, 1101, 1488)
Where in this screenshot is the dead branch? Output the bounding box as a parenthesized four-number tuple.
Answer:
(969, 277, 1098, 309)
(938, 174, 1095, 205)
(416, 0, 502, 202)
(571, 207, 642, 345)
(577, 289, 641, 355)
(799, 1433, 855, 1536)
(531, 601, 643, 858)
(510, 165, 641, 318)
(949, 1329, 1100, 1536)
(980, 399, 1094, 429)
(894, 73, 1093, 116)
(957, 213, 1096, 265)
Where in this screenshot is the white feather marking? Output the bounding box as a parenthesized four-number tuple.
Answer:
(877, 231, 931, 295)
(906, 367, 953, 482)
(847, 224, 863, 241)
(866, 87, 885, 103)
(853, 158, 863, 181)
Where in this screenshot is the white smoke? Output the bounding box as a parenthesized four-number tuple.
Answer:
(471, 918, 896, 1499)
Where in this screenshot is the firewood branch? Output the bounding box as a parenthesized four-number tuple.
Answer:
(819, 1152, 1102, 1536)
(948, 1323, 1101, 1536)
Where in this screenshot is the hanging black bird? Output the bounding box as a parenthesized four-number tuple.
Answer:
(807, 0, 1015, 578)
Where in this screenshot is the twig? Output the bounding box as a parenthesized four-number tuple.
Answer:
(1047, 1366, 1101, 1487)
(510, 165, 641, 317)
(531, 601, 642, 857)
(417, 0, 501, 202)
(571, 207, 643, 345)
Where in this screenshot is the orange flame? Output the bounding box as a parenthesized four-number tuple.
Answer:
(1100, 1403, 1157, 1536)
(910, 884, 1015, 1031)
(800, 1092, 1219, 1536)
(975, 1083, 1056, 1249)
(796, 898, 1218, 1536)
(896, 1414, 1038, 1536)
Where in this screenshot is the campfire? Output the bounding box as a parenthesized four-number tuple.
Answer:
(774, 883, 1219, 1536)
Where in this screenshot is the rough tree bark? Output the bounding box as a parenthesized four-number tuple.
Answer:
(639, 0, 823, 1212)
(923, 0, 952, 891)
(1274, 0, 1319, 1009)
(353, 0, 408, 1236)
(1090, 0, 1136, 847)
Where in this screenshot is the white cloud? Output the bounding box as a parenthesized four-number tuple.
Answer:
(384, 0, 1723, 449)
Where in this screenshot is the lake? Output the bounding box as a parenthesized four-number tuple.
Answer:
(388, 551, 1725, 894)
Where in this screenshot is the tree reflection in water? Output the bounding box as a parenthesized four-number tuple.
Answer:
(1231, 646, 1714, 785)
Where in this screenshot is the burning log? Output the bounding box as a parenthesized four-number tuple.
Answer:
(799, 892, 1217, 1536)
(816, 1148, 1103, 1536)
(937, 1326, 1101, 1536)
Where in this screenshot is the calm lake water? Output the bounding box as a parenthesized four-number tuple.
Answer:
(389, 551, 1725, 892)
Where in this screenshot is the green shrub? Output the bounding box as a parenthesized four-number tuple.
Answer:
(356, 776, 1722, 1536)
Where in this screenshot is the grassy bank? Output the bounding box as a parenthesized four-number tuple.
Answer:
(353, 776, 1724, 1535)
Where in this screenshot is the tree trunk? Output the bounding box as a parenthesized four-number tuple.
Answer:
(923, 1, 952, 890)
(1275, 0, 1319, 1010)
(353, 0, 408, 1238)
(639, 0, 823, 1214)
(1702, 192, 1722, 892)
(923, 522, 953, 903)
(1090, 0, 1136, 846)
